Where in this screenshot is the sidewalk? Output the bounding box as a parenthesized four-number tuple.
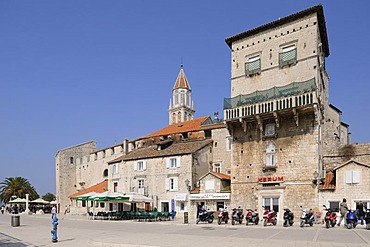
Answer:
(0, 213, 369, 247)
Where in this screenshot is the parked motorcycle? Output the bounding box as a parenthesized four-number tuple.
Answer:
(245, 209, 259, 225)
(196, 208, 214, 224)
(300, 206, 314, 227)
(231, 207, 243, 225)
(283, 207, 294, 227)
(365, 208, 370, 230)
(262, 207, 277, 226)
(218, 207, 229, 225)
(345, 209, 358, 229)
(323, 205, 337, 228)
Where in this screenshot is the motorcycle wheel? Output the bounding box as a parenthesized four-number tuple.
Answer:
(283, 220, 288, 227)
(196, 218, 200, 224)
(347, 223, 353, 229)
(246, 219, 249, 226)
(331, 221, 336, 228)
(289, 221, 294, 226)
(263, 219, 267, 226)
(325, 221, 330, 228)
(273, 219, 277, 225)
(218, 218, 222, 225)
(225, 219, 228, 224)
(300, 220, 305, 227)
(232, 219, 235, 225)
(208, 218, 213, 224)
(309, 221, 313, 227)
(366, 224, 370, 230)
(255, 219, 259, 225)
(239, 219, 243, 224)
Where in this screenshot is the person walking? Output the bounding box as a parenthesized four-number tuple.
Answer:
(64, 205, 68, 215)
(356, 201, 365, 225)
(338, 198, 348, 226)
(51, 205, 57, 219)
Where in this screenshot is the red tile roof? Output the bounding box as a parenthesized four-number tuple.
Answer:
(209, 171, 231, 180)
(143, 116, 210, 138)
(319, 172, 335, 190)
(68, 180, 108, 198)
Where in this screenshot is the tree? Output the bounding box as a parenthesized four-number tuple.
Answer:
(42, 192, 56, 202)
(0, 177, 39, 203)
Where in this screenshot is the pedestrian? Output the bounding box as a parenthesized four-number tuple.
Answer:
(51, 205, 57, 219)
(64, 205, 68, 215)
(1, 205, 4, 214)
(338, 198, 348, 226)
(356, 201, 365, 225)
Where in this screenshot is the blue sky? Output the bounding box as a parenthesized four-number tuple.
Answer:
(1, 1, 369, 196)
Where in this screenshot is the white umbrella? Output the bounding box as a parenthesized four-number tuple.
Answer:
(49, 200, 57, 205)
(30, 198, 50, 204)
(127, 194, 153, 203)
(73, 192, 99, 201)
(9, 198, 27, 204)
(89, 191, 128, 201)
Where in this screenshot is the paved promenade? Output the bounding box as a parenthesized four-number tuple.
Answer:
(0, 213, 369, 247)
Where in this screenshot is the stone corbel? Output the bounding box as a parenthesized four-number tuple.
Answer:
(273, 112, 279, 128)
(256, 115, 263, 138)
(292, 108, 299, 126)
(239, 118, 248, 134)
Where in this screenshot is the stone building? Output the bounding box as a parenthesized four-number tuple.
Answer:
(223, 4, 355, 220)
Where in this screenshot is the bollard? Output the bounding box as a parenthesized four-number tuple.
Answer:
(184, 212, 188, 224)
(11, 215, 20, 227)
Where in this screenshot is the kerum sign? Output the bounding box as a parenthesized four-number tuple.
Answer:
(189, 193, 230, 200)
(258, 176, 284, 183)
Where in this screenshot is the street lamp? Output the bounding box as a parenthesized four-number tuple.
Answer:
(312, 171, 319, 186)
(185, 179, 191, 191)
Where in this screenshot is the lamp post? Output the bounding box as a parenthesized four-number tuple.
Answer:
(185, 179, 191, 191)
(312, 171, 319, 186)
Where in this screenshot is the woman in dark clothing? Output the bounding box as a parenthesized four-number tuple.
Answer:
(357, 201, 365, 225)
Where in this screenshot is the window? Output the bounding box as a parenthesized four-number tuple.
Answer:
(263, 197, 279, 212)
(138, 179, 145, 194)
(245, 55, 261, 76)
(329, 201, 340, 212)
(265, 142, 276, 166)
(226, 136, 232, 151)
(134, 161, 146, 171)
(205, 180, 215, 190)
(103, 169, 108, 177)
(165, 177, 178, 191)
(112, 164, 118, 174)
(279, 44, 297, 67)
(113, 182, 118, 192)
(214, 163, 221, 173)
(346, 170, 360, 184)
(69, 157, 74, 164)
(166, 157, 180, 169)
(265, 123, 275, 136)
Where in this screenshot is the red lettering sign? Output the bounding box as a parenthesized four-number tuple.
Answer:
(257, 176, 284, 183)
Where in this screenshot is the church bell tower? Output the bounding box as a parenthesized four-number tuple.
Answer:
(169, 65, 195, 125)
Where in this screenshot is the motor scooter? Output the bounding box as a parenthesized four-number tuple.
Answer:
(218, 207, 229, 225)
(323, 205, 337, 228)
(245, 209, 259, 225)
(365, 208, 370, 230)
(345, 209, 358, 229)
(300, 206, 314, 227)
(231, 207, 243, 225)
(283, 207, 294, 227)
(196, 208, 214, 224)
(262, 207, 277, 226)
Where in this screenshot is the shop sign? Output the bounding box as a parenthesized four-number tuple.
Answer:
(174, 193, 187, 201)
(189, 193, 230, 200)
(258, 176, 284, 183)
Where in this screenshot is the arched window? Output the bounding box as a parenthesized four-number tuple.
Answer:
(103, 169, 108, 177)
(265, 142, 276, 166)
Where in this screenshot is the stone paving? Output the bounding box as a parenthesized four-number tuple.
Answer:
(0, 213, 369, 247)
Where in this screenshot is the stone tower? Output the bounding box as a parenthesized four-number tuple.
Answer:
(223, 5, 347, 219)
(168, 65, 195, 125)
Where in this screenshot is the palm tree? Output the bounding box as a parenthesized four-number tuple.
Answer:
(0, 177, 39, 203)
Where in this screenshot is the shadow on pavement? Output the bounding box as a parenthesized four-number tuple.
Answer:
(0, 232, 29, 246)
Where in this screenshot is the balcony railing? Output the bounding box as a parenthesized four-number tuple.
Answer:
(224, 78, 317, 120)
